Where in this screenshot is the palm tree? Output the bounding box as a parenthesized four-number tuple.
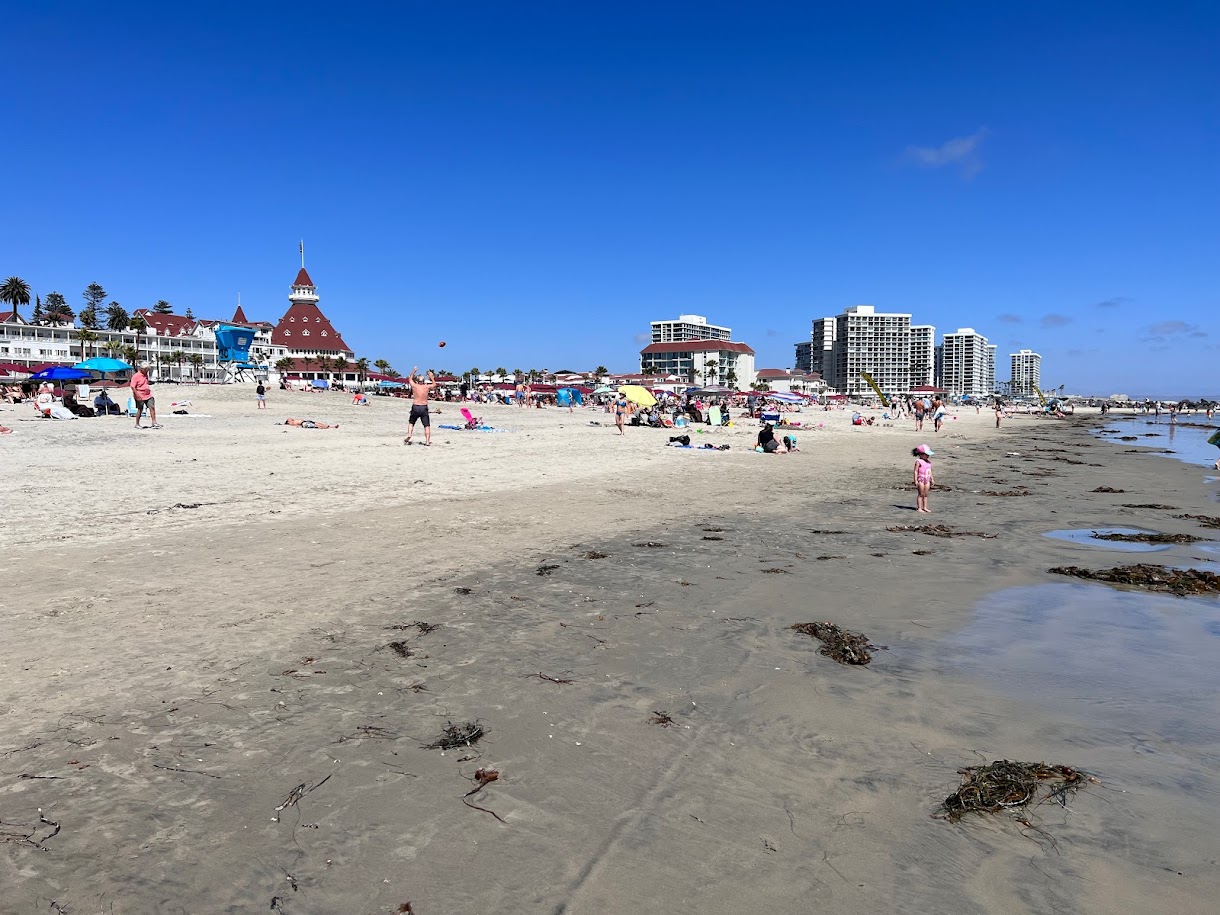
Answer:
(374, 358, 391, 377)
(121, 344, 138, 366)
(593, 365, 608, 382)
(106, 302, 129, 331)
(129, 315, 147, 363)
(496, 367, 508, 382)
(355, 357, 371, 387)
(167, 350, 185, 382)
(275, 356, 295, 383)
(725, 368, 738, 389)
(1, 276, 32, 321)
(332, 356, 348, 385)
(103, 340, 123, 358)
(78, 328, 98, 361)
(188, 352, 204, 383)
(703, 359, 719, 386)
(469, 366, 480, 382)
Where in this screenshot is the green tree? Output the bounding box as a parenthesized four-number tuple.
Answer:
(593, 365, 608, 381)
(703, 359, 719, 385)
(80, 302, 101, 329)
(106, 302, 129, 331)
(374, 359, 390, 377)
(496, 367, 508, 381)
(31, 294, 43, 323)
(78, 328, 98, 361)
(469, 366, 480, 382)
(332, 356, 348, 382)
(355, 357, 371, 386)
(103, 340, 123, 358)
(1, 276, 31, 321)
(168, 350, 185, 381)
(129, 315, 147, 362)
(82, 283, 107, 319)
(188, 352, 204, 383)
(121, 344, 138, 365)
(275, 356, 294, 378)
(184, 306, 194, 320)
(153, 299, 172, 314)
(725, 368, 738, 389)
(44, 292, 74, 324)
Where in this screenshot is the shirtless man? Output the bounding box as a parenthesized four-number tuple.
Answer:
(404, 366, 438, 446)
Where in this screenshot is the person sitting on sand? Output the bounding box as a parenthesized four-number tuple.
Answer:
(756, 423, 779, 453)
(281, 417, 339, 429)
(94, 389, 121, 415)
(782, 434, 799, 452)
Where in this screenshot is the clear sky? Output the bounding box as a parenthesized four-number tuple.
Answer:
(4, 1, 1217, 395)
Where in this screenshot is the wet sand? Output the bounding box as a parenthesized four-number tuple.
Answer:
(1, 393, 1218, 913)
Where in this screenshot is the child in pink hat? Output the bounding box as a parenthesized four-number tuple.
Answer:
(912, 444, 935, 513)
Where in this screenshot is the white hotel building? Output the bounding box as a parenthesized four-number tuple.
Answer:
(810, 305, 912, 397)
(941, 328, 996, 398)
(650, 314, 731, 343)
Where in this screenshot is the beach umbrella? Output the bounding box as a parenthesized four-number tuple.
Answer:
(768, 391, 803, 403)
(593, 385, 616, 395)
(74, 357, 132, 374)
(618, 384, 657, 407)
(29, 366, 91, 382)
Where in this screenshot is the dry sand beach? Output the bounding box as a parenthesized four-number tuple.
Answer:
(2, 389, 1219, 914)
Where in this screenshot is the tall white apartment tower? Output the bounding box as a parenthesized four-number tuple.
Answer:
(811, 305, 912, 396)
(650, 314, 731, 343)
(909, 325, 936, 388)
(941, 328, 994, 398)
(1010, 349, 1041, 396)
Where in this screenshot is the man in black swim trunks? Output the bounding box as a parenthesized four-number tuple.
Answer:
(405, 366, 437, 446)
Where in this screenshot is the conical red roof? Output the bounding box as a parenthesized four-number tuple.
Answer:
(271, 302, 352, 355)
(232, 305, 249, 323)
(293, 268, 314, 287)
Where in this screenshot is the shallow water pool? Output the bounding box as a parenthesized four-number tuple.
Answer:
(1043, 527, 1171, 553)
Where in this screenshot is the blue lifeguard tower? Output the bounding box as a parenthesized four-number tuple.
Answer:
(214, 324, 262, 382)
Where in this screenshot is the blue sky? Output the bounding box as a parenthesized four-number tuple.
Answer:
(4, 1, 1217, 395)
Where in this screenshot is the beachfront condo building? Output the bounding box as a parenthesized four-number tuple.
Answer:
(794, 341, 813, 374)
(650, 314, 731, 343)
(639, 340, 756, 388)
(909, 325, 936, 389)
(809, 305, 912, 397)
(1010, 349, 1041, 396)
(941, 328, 995, 398)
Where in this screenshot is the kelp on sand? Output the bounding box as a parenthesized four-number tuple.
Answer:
(1049, 563, 1220, 596)
(790, 622, 880, 665)
(938, 760, 1096, 823)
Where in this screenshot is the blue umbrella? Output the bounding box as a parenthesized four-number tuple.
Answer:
(30, 366, 91, 381)
(74, 357, 132, 373)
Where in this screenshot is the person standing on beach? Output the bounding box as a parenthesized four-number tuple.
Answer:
(913, 399, 926, 432)
(131, 363, 160, 430)
(912, 444, 935, 513)
(931, 398, 945, 433)
(995, 402, 1003, 429)
(613, 391, 629, 436)
(404, 367, 438, 446)
(256, 381, 267, 410)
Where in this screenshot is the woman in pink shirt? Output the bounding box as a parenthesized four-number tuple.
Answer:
(130, 364, 160, 429)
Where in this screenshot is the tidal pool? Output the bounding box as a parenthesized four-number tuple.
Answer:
(1043, 528, 1171, 552)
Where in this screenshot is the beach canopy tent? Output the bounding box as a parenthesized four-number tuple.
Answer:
(618, 384, 657, 408)
(0, 361, 32, 377)
(30, 365, 91, 382)
(557, 387, 584, 406)
(311, 379, 329, 389)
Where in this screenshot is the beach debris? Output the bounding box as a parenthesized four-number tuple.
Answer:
(172, 502, 203, 509)
(454, 586, 473, 595)
(337, 724, 398, 744)
(703, 526, 726, 532)
(529, 671, 575, 684)
(636, 541, 668, 548)
(536, 564, 560, 576)
(1119, 435, 1139, 441)
(275, 773, 333, 812)
(412, 621, 441, 634)
(1176, 513, 1220, 529)
(423, 721, 485, 750)
(1091, 531, 1207, 544)
(650, 711, 676, 727)
(790, 622, 881, 665)
(1049, 563, 1220, 596)
(980, 489, 1031, 496)
(893, 483, 952, 492)
(386, 641, 414, 658)
(397, 903, 415, 914)
(703, 535, 724, 541)
(817, 555, 847, 561)
(761, 567, 792, 573)
(937, 760, 1094, 823)
(583, 550, 609, 559)
(913, 549, 935, 555)
(462, 767, 506, 823)
(0, 813, 61, 851)
(1091, 487, 1126, 493)
(1122, 503, 1176, 510)
(887, 524, 997, 539)
(809, 529, 848, 534)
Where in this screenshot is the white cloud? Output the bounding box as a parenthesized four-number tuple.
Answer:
(904, 128, 988, 178)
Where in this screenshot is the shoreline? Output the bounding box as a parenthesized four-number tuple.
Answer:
(2, 400, 1218, 913)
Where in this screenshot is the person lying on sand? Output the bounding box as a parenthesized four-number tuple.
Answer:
(280, 418, 339, 429)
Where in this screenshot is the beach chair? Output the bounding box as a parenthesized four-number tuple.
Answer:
(126, 397, 138, 417)
(460, 407, 481, 429)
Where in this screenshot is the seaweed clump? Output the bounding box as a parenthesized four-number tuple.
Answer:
(1090, 531, 1206, 544)
(1176, 514, 1220, 529)
(938, 760, 1094, 822)
(1049, 563, 1220, 596)
(887, 524, 997, 539)
(790, 622, 879, 665)
(422, 721, 485, 750)
(1091, 486, 1125, 493)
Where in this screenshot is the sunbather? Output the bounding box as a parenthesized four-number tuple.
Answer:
(281, 417, 339, 429)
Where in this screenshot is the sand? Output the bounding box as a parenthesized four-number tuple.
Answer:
(1, 389, 1218, 913)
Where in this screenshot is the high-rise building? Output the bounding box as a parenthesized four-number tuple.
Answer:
(794, 341, 813, 374)
(941, 328, 994, 397)
(809, 306, 911, 397)
(1010, 349, 1041, 396)
(650, 314, 731, 343)
(909, 325, 936, 388)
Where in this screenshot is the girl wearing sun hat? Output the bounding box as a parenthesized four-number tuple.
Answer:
(912, 444, 935, 513)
